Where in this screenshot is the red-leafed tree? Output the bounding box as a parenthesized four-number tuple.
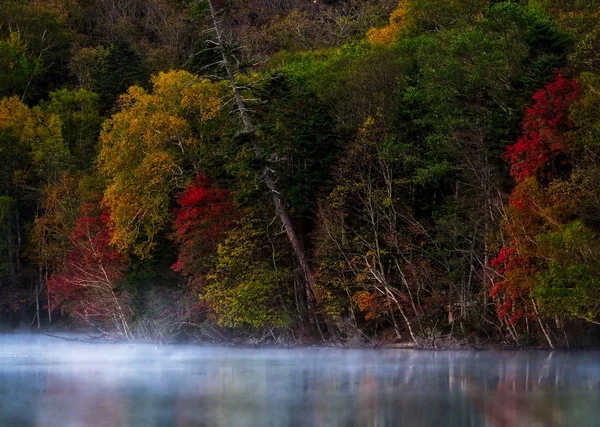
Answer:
(47, 199, 131, 338)
(491, 74, 581, 345)
(505, 74, 580, 182)
(171, 174, 236, 291)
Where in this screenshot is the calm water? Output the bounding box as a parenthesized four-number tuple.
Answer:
(0, 335, 599, 426)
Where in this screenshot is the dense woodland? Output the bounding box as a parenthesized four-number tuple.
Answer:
(1, 0, 600, 347)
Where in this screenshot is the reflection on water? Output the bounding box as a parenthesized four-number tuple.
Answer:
(0, 335, 599, 427)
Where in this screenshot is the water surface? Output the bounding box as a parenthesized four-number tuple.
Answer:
(0, 334, 598, 426)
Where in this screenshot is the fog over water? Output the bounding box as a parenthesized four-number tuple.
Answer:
(0, 334, 599, 427)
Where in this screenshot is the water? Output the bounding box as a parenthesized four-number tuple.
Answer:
(0, 335, 599, 426)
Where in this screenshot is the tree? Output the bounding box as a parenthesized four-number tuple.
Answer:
(171, 174, 236, 291)
(47, 199, 131, 337)
(315, 115, 428, 343)
(30, 173, 82, 327)
(0, 1, 73, 101)
(505, 74, 580, 182)
(94, 36, 148, 111)
(204, 0, 320, 322)
(203, 219, 290, 328)
(98, 70, 224, 258)
(43, 88, 103, 169)
(0, 32, 41, 98)
(367, 0, 488, 45)
(0, 96, 70, 319)
(490, 74, 599, 346)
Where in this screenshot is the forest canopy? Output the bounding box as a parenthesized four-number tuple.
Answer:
(1, 0, 600, 348)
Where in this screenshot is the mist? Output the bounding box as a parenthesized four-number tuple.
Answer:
(1, 334, 599, 426)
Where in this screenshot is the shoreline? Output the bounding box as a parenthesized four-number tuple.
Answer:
(2, 329, 595, 351)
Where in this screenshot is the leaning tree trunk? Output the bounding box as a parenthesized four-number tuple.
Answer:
(205, 0, 319, 317)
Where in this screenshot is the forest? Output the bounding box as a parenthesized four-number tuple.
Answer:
(1, 0, 599, 348)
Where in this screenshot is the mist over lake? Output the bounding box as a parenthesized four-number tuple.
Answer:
(0, 334, 598, 427)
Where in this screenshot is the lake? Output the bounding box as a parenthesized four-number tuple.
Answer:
(0, 334, 598, 426)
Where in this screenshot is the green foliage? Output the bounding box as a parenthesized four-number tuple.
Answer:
(255, 73, 341, 219)
(0, 1, 73, 101)
(94, 36, 149, 112)
(274, 42, 403, 129)
(572, 73, 600, 149)
(43, 88, 102, 169)
(204, 220, 290, 329)
(534, 221, 600, 323)
(0, 32, 41, 98)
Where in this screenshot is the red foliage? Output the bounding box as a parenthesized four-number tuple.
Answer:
(490, 75, 581, 324)
(171, 174, 235, 280)
(47, 199, 128, 325)
(490, 241, 537, 322)
(505, 74, 580, 182)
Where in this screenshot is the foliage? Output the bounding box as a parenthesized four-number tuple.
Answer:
(315, 115, 430, 336)
(171, 174, 236, 290)
(31, 173, 81, 273)
(98, 70, 225, 258)
(94, 36, 148, 112)
(0, 96, 70, 184)
(47, 199, 131, 336)
(0, 0, 73, 101)
(492, 74, 600, 327)
(204, 220, 290, 329)
(505, 74, 580, 181)
(0, 32, 41, 98)
(43, 88, 102, 168)
(2, 0, 600, 343)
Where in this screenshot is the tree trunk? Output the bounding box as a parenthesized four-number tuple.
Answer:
(35, 266, 42, 328)
(205, 0, 319, 315)
(46, 268, 51, 323)
(385, 287, 418, 345)
(532, 298, 554, 349)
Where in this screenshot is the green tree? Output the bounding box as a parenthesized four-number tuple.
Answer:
(43, 88, 102, 169)
(204, 220, 290, 329)
(94, 36, 149, 111)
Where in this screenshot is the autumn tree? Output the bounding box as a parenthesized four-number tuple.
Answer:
(490, 74, 600, 345)
(0, 96, 70, 318)
(171, 174, 236, 292)
(98, 70, 224, 258)
(30, 173, 82, 327)
(47, 199, 131, 337)
(315, 115, 430, 343)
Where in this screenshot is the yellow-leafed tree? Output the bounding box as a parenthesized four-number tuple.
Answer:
(98, 70, 225, 258)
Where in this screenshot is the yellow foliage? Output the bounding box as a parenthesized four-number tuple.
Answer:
(0, 97, 30, 130)
(367, 2, 407, 45)
(367, 0, 487, 45)
(203, 220, 290, 328)
(0, 97, 66, 170)
(98, 70, 224, 257)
